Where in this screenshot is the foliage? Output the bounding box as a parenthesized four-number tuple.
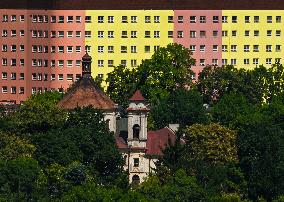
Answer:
(0, 132, 35, 161)
(6, 91, 65, 134)
(151, 88, 208, 129)
(184, 123, 238, 164)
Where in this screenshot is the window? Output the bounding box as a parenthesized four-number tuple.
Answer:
(20, 59, 24, 66)
(51, 46, 56, 53)
(76, 74, 81, 80)
(108, 60, 114, 67)
(276, 45, 281, 52)
(76, 16, 82, 23)
(43, 15, 48, 23)
(222, 59, 228, 66)
(200, 59, 205, 66)
(11, 45, 16, 52)
(65, 31, 73, 38)
(254, 30, 259, 36)
(222, 16, 228, 23)
(178, 16, 183, 23)
(11, 30, 16, 37)
(2, 30, 7, 37)
(177, 31, 183, 38)
(2, 45, 7, 52)
(200, 45, 205, 52)
(122, 16, 128, 23)
(267, 30, 272, 36)
(98, 16, 104, 23)
(58, 60, 64, 67)
(254, 16, 259, 23)
(244, 45, 250, 52)
(131, 59, 137, 67)
(276, 16, 281, 23)
(37, 73, 42, 81)
(76, 46, 81, 53)
(168, 16, 173, 23)
(51, 74, 55, 81)
(212, 59, 218, 65)
(121, 60, 127, 67)
(189, 45, 196, 52)
(222, 45, 228, 52)
(67, 46, 73, 53)
(212, 45, 218, 52)
(167, 31, 173, 38)
(108, 46, 114, 53)
(144, 46, 150, 53)
(267, 16, 272, 23)
(98, 31, 104, 38)
(108, 16, 114, 23)
(76, 60, 81, 67)
(121, 46, 127, 53)
(121, 31, 127, 38)
(58, 46, 64, 53)
(76, 31, 81, 38)
(232, 16, 237, 23)
(134, 158, 139, 167)
(131, 16, 137, 23)
(2, 72, 7, 80)
(266, 45, 272, 52)
(85, 31, 91, 38)
(67, 74, 73, 81)
(145, 31, 150, 38)
(67, 16, 73, 23)
(58, 16, 64, 23)
(154, 31, 160, 38)
(213, 16, 219, 23)
(200, 16, 206, 23)
(222, 31, 228, 37)
(275, 58, 281, 64)
(154, 16, 160, 23)
(20, 45, 24, 52)
(11, 59, 16, 66)
(11, 15, 16, 22)
(85, 16, 91, 23)
(58, 31, 64, 38)
(253, 45, 259, 52)
(98, 60, 104, 67)
(200, 31, 206, 38)
(231, 59, 237, 66)
(189, 16, 196, 23)
(266, 58, 272, 65)
(108, 31, 114, 38)
(2, 15, 8, 22)
(213, 30, 218, 37)
(145, 16, 150, 23)
(2, 58, 7, 66)
(131, 46, 137, 53)
(243, 59, 249, 65)
(276, 30, 281, 36)
(131, 31, 137, 38)
(154, 46, 160, 52)
(245, 30, 250, 36)
(58, 74, 63, 81)
(245, 16, 250, 23)
(32, 73, 37, 80)
(2, 86, 7, 93)
(232, 30, 237, 37)
(190, 31, 196, 38)
(231, 45, 237, 52)
(98, 46, 104, 53)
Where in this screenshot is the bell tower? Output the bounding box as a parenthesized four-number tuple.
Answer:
(82, 48, 92, 77)
(127, 90, 149, 148)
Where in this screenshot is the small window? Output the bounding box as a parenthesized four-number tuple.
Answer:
(178, 16, 183, 23)
(131, 16, 137, 23)
(276, 16, 281, 23)
(154, 16, 160, 23)
(232, 16, 237, 23)
(267, 16, 272, 23)
(145, 16, 150, 23)
(122, 16, 128, 23)
(222, 16, 228, 23)
(67, 16, 73, 23)
(190, 16, 196, 23)
(213, 16, 219, 23)
(98, 16, 104, 23)
(133, 124, 140, 139)
(245, 16, 250, 23)
(168, 16, 173, 23)
(108, 16, 114, 23)
(254, 16, 259, 23)
(200, 16, 206, 23)
(58, 16, 64, 23)
(85, 16, 91, 23)
(134, 158, 139, 167)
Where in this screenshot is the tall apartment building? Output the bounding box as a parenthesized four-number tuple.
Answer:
(1, 0, 284, 103)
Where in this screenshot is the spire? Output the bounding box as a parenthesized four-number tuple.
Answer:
(129, 90, 146, 102)
(82, 47, 92, 77)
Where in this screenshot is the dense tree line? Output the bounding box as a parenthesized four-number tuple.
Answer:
(0, 43, 283, 201)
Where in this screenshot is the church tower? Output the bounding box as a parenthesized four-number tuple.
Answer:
(127, 90, 149, 148)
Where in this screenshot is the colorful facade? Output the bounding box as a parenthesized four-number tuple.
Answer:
(1, 0, 284, 103)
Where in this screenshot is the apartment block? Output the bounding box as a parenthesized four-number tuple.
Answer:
(1, 0, 284, 103)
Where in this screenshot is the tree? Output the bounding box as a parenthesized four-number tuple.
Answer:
(151, 88, 208, 129)
(106, 43, 195, 106)
(183, 123, 238, 164)
(6, 91, 66, 134)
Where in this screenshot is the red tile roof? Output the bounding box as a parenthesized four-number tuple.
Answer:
(115, 136, 128, 149)
(129, 90, 146, 102)
(146, 127, 176, 155)
(57, 77, 117, 110)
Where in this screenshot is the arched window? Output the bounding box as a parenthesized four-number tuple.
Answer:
(124, 155, 127, 165)
(133, 124, 140, 139)
(132, 175, 140, 187)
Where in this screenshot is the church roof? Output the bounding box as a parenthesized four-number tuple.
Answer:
(57, 77, 117, 110)
(82, 52, 92, 61)
(129, 90, 146, 101)
(146, 127, 177, 155)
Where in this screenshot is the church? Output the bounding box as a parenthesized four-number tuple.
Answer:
(58, 53, 178, 185)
